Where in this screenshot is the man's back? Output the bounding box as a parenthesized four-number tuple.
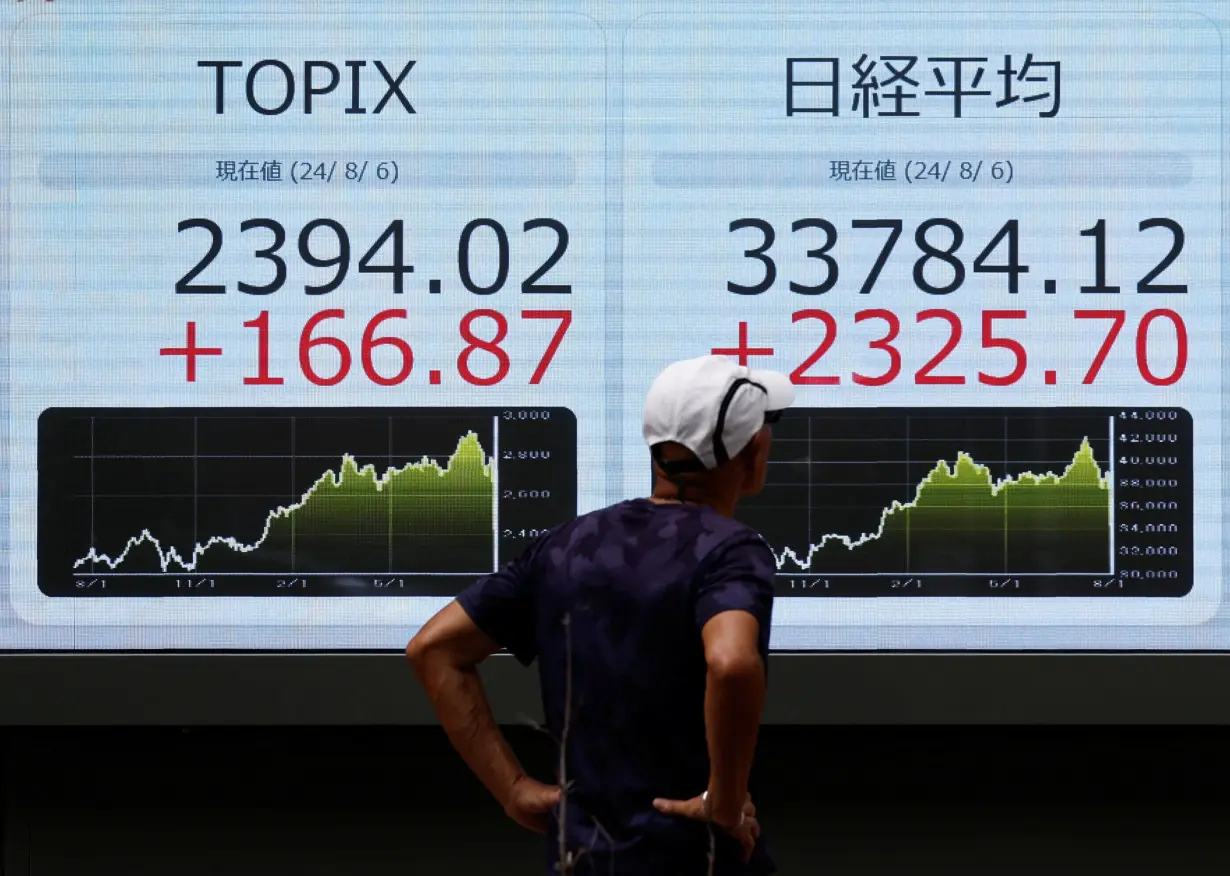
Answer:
(457, 498, 777, 874)
(415, 355, 793, 874)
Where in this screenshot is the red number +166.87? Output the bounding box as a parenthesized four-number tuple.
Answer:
(242, 309, 572, 387)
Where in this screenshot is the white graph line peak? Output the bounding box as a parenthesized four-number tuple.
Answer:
(773, 438, 1108, 571)
(73, 432, 492, 574)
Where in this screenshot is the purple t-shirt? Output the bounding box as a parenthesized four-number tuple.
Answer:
(456, 498, 777, 875)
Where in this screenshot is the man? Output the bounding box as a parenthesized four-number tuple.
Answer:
(406, 355, 792, 874)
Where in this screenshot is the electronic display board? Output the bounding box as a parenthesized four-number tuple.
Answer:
(0, 1, 1225, 659)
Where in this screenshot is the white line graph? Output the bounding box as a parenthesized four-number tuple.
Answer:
(771, 431, 1111, 572)
(74, 433, 495, 574)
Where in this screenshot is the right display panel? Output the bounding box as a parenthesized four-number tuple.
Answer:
(621, 11, 1223, 650)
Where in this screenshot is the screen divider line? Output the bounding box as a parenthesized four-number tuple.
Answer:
(1108, 415, 1115, 575)
(388, 416, 394, 574)
(492, 415, 500, 573)
(89, 416, 96, 576)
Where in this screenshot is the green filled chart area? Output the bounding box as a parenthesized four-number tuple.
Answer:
(39, 408, 575, 597)
(733, 408, 1192, 596)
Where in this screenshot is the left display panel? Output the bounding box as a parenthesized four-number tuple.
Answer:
(5, 12, 605, 649)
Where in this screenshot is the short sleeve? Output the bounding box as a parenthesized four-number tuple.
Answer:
(455, 537, 545, 666)
(694, 534, 776, 655)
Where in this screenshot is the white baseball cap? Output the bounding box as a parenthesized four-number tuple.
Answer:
(643, 355, 795, 474)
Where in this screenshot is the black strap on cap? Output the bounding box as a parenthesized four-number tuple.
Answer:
(651, 445, 707, 475)
(653, 377, 769, 475)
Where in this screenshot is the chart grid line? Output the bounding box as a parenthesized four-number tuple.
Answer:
(492, 414, 500, 574)
(1108, 415, 1116, 575)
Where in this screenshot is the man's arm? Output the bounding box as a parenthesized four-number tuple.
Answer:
(407, 530, 550, 826)
(691, 535, 775, 829)
(406, 602, 529, 810)
(700, 609, 766, 828)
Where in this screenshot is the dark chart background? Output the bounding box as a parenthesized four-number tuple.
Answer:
(734, 408, 1193, 597)
(39, 407, 576, 597)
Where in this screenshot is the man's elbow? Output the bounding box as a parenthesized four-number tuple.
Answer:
(405, 632, 446, 679)
(405, 635, 427, 668)
(405, 630, 476, 680)
(407, 602, 495, 681)
(706, 650, 765, 683)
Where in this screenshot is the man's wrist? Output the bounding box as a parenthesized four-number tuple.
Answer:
(498, 771, 528, 809)
(701, 789, 745, 829)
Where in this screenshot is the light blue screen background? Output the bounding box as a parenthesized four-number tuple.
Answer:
(0, 1, 1225, 650)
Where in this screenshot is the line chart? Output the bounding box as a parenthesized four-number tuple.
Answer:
(39, 407, 577, 597)
(72, 432, 494, 574)
(732, 407, 1192, 597)
(771, 436, 1110, 571)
